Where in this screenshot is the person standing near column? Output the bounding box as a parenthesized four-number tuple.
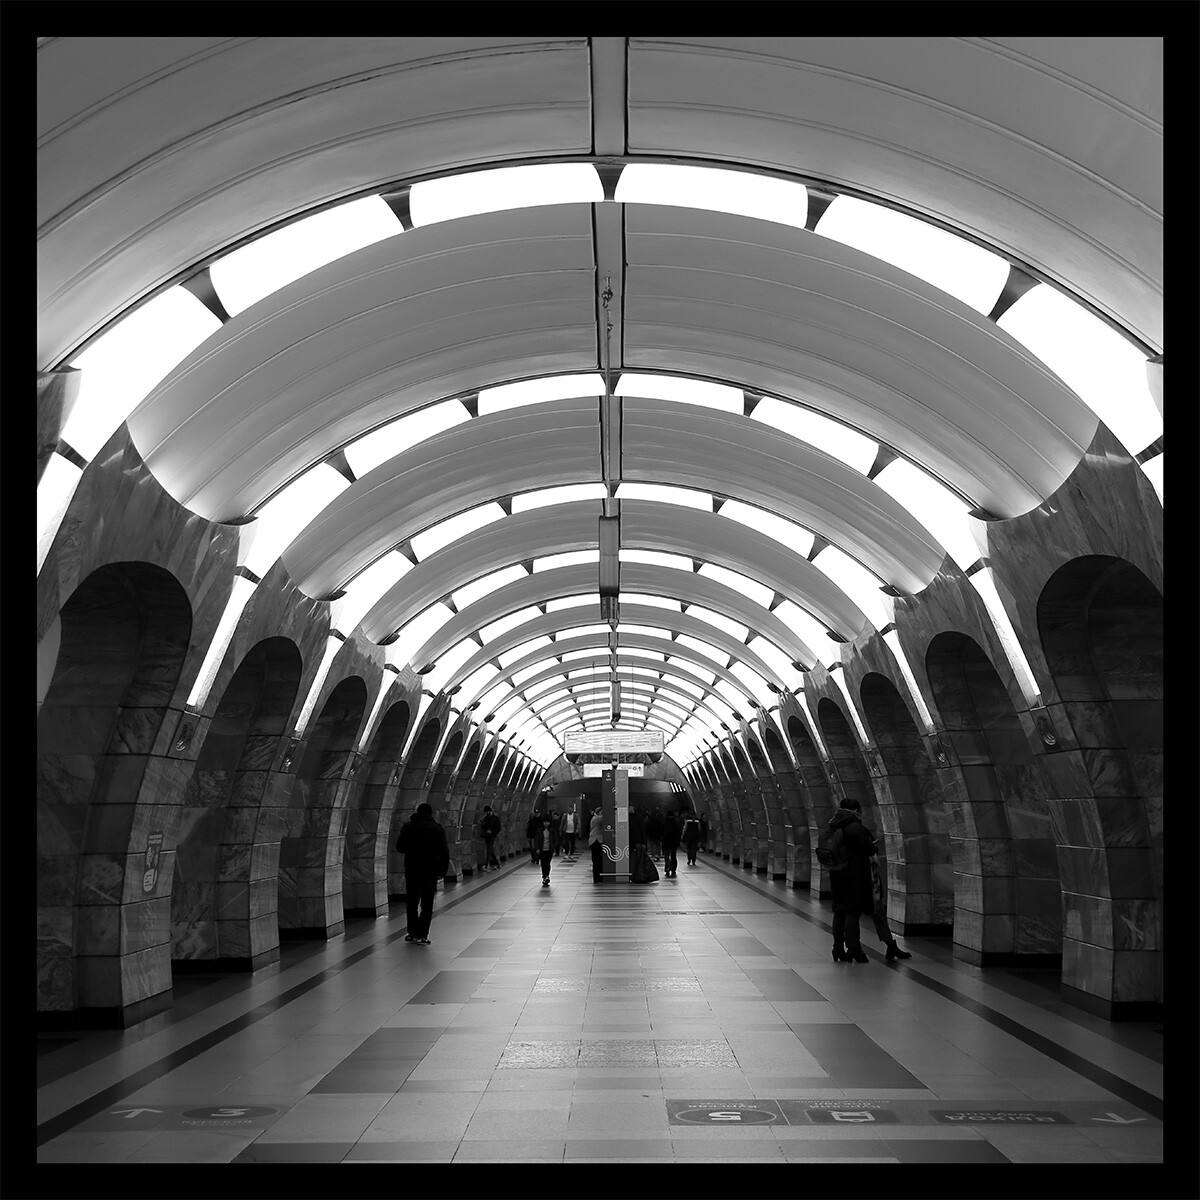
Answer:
(397, 803, 450, 946)
(480, 805, 502, 871)
(682, 810, 701, 866)
(589, 804, 605, 883)
(826, 797, 876, 963)
(660, 808, 681, 878)
(560, 807, 577, 859)
(646, 807, 663, 862)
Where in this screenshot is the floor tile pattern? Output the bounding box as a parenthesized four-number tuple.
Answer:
(36, 853, 1164, 1169)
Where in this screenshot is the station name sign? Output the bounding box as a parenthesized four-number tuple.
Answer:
(564, 730, 665, 757)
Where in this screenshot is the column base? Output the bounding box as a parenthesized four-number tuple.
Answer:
(38, 988, 174, 1029)
(1060, 982, 1163, 1022)
(279, 922, 344, 940)
(171, 949, 280, 972)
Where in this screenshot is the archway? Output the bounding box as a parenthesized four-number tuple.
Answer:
(37, 561, 192, 1022)
(817, 696, 892, 914)
(278, 675, 368, 937)
(172, 637, 302, 970)
(786, 714, 837, 897)
(343, 698, 410, 917)
(451, 740, 485, 873)
(859, 672, 954, 936)
(427, 730, 464, 879)
(1037, 555, 1163, 1015)
(763, 727, 810, 887)
(388, 717, 443, 897)
(926, 632, 1062, 965)
(741, 736, 782, 874)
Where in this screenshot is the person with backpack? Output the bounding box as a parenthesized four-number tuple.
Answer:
(820, 797, 877, 963)
(479, 805, 502, 871)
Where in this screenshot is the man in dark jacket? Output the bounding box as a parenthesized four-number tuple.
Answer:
(827, 797, 877, 963)
(397, 803, 450, 945)
(660, 810, 682, 878)
(526, 809, 543, 863)
(479, 805, 502, 871)
(646, 809, 664, 861)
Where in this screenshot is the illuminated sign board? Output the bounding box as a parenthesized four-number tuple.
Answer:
(564, 730, 664, 756)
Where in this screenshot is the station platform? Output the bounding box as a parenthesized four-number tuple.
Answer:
(37, 851, 1162, 1167)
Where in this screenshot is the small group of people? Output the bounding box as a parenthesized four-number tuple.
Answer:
(524, 791, 583, 888)
(826, 797, 913, 964)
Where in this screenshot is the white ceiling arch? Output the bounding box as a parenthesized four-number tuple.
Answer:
(440, 602, 785, 695)
(466, 647, 763, 722)
(409, 561, 819, 672)
(38, 36, 1162, 767)
(365, 499, 881, 646)
(490, 651, 757, 721)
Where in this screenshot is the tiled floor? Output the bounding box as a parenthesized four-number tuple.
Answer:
(36, 852, 1164, 1166)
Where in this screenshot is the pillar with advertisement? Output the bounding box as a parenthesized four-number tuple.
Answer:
(600, 767, 630, 881)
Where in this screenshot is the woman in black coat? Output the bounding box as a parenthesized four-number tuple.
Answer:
(827, 798, 878, 963)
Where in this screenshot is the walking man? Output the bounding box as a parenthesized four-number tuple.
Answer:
(396, 803, 450, 946)
(561, 807, 577, 858)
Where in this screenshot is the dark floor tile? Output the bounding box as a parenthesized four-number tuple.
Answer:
(885, 1139, 1012, 1163)
(233, 1141, 353, 1162)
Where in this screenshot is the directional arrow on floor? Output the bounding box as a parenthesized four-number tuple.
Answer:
(1092, 1113, 1146, 1124)
(111, 1108, 163, 1119)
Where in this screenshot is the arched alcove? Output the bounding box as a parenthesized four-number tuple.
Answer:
(278, 674, 368, 937)
(744, 735, 786, 875)
(343, 697, 411, 917)
(1037, 555, 1163, 1015)
(172, 636, 302, 970)
(926, 632, 1062, 965)
(763, 727, 811, 887)
(37, 561, 192, 1021)
(388, 718, 443, 897)
(786, 714, 837, 896)
(859, 672, 954, 936)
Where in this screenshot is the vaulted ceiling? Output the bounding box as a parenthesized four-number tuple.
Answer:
(37, 37, 1162, 767)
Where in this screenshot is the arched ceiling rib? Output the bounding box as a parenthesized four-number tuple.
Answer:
(39, 36, 1162, 766)
(535, 678, 716, 727)
(128, 204, 599, 520)
(496, 651, 754, 718)
(622, 205, 1099, 517)
(284, 398, 601, 591)
(410, 561, 817, 673)
(363, 500, 872, 645)
(625, 37, 1161, 352)
(466, 645, 762, 719)
(39, 37, 1159, 374)
(38, 37, 593, 370)
(440, 602, 787, 693)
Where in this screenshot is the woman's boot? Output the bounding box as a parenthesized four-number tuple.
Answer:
(832, 942, 848, 962)
(886, 940, 912, 961)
